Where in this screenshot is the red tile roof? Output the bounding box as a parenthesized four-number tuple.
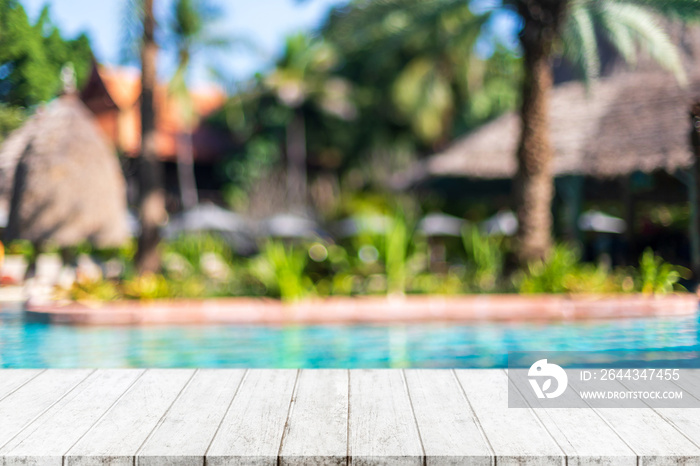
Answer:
(81, 64, 229, 163)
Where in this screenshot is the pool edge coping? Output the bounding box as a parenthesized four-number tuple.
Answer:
(21, 293, 700, 325)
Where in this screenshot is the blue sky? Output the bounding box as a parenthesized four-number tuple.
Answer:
(21, 0, 347, 87)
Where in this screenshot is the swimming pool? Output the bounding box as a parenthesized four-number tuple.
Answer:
(1, 304, 698, 368)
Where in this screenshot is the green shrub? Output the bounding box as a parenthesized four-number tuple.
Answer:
(5, 239, 35, 261)
(248, 241, 315, 301)
(164, 233, 234, 274)
(385, 212, 411, 295)
(461, 226, 504, 292)
(409, 269, 465, 294)
(636, 248, 685, 294)
(518, 245, 624, 294)
(121, 274, 173, 300)
(62, 278, 121, 302)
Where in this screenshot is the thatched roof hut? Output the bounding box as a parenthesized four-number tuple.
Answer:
(400, 70, 699, 186)
(0, 93, 129, 248)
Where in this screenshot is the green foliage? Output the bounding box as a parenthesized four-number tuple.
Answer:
(0, 103, 25, 141)
(610, 0, 700, 22)
(461, 226, 504, 292)
(518, 244, 625, 294)
(0, 1, 93, 107)
(323, 0, 520, 147)
(408, 269, 465, 295)
(163, 233, 233, 274)
(564, 0, 688, 84)
(62, 273, 213, 302)
(66, 278, 122, 302)
(221, 133, 281, 210)
(249, 241, 315, 301)
(265, 33, 356, 123)
(53, 235, 693, 302)
(167, 0, 232, 125)
(636, 248, 684, 294)
(4, 239, 34, 261)
(385, 212, 410, 295)
(519, 245, 579, 294)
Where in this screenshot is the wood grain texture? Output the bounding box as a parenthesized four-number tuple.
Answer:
(0, 369, 144, 466)
(653, 370, 700, 449)
(672, 369, 700, 399)
(0, 369, 696, 466)
(279, 369, 348, 466)
(137, 369, 246, 466)
(570, 378, 700, 466)
(455, 369, 564, 466)
(0, 370, 42, 402)
(404, 370, 492, 466)
(206, 369, 298, 466)
(65, 369, 194, 466)
(522, 371, 636, 466)
(348, 369, 423, 466)
(0, 369, 92, 449)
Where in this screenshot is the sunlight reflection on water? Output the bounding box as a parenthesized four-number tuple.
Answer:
(0, 303, 698, 368)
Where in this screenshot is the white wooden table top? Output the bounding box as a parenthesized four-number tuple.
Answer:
(0, 369, 697, 465)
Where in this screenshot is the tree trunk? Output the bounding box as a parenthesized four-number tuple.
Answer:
(176, 130, 198, 210)
(286, 110, 307, 211)
(135, 0, 166, 274)
(513, 0, 568, 265)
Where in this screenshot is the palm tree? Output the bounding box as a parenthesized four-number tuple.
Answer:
(135, 0, 167, 274)
(326, 0, 695, 264)
(265, 34, 356, 211)
(510, 0, 689, 263)
(167, 0, 231, 210)
(323, 0, 514, 149)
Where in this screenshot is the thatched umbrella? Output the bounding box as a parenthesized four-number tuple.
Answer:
(398, 70, 698, 184)
(0, 93, 129, 249)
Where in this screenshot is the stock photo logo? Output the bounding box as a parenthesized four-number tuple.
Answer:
(528, 359, 568, 399)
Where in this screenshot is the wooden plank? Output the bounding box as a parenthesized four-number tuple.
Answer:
(518, 376, 637, 466)
(454, 369, 564, 465)
(404, 370, 491, 466)
(0, 368, 696, 466)
(672, 369, 700, 397)
(0, 369, 92, 448)
(568, 378, 700, 465)
(65, 369, 195, 466)
(137, 369, 246, 466)
(348, 369, 423, 466)
(0, 369, 144, 466)
(279, 369, 348, 466)
(609, 372, 700, 464)
(206, 369, 298, 466)
(654, 370, 700, 444)
(0, 370, 42, 402)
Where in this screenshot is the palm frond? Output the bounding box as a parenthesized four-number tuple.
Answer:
(595, 3, 638, 65)
(564, 3, 600, 83)
(600, 1, 687, 84)
(614, 0, 700, 21)
(324, 0, 476, 55)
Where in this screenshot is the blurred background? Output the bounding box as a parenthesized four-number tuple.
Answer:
(0, 0, 699, 302)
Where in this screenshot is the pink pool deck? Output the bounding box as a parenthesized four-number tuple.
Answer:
(24, 293, 699, 325)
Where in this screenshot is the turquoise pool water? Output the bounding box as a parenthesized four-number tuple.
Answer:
(1, 304, 699, 368)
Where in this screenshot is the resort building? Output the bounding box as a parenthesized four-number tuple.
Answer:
(79, 64, 232, 209)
